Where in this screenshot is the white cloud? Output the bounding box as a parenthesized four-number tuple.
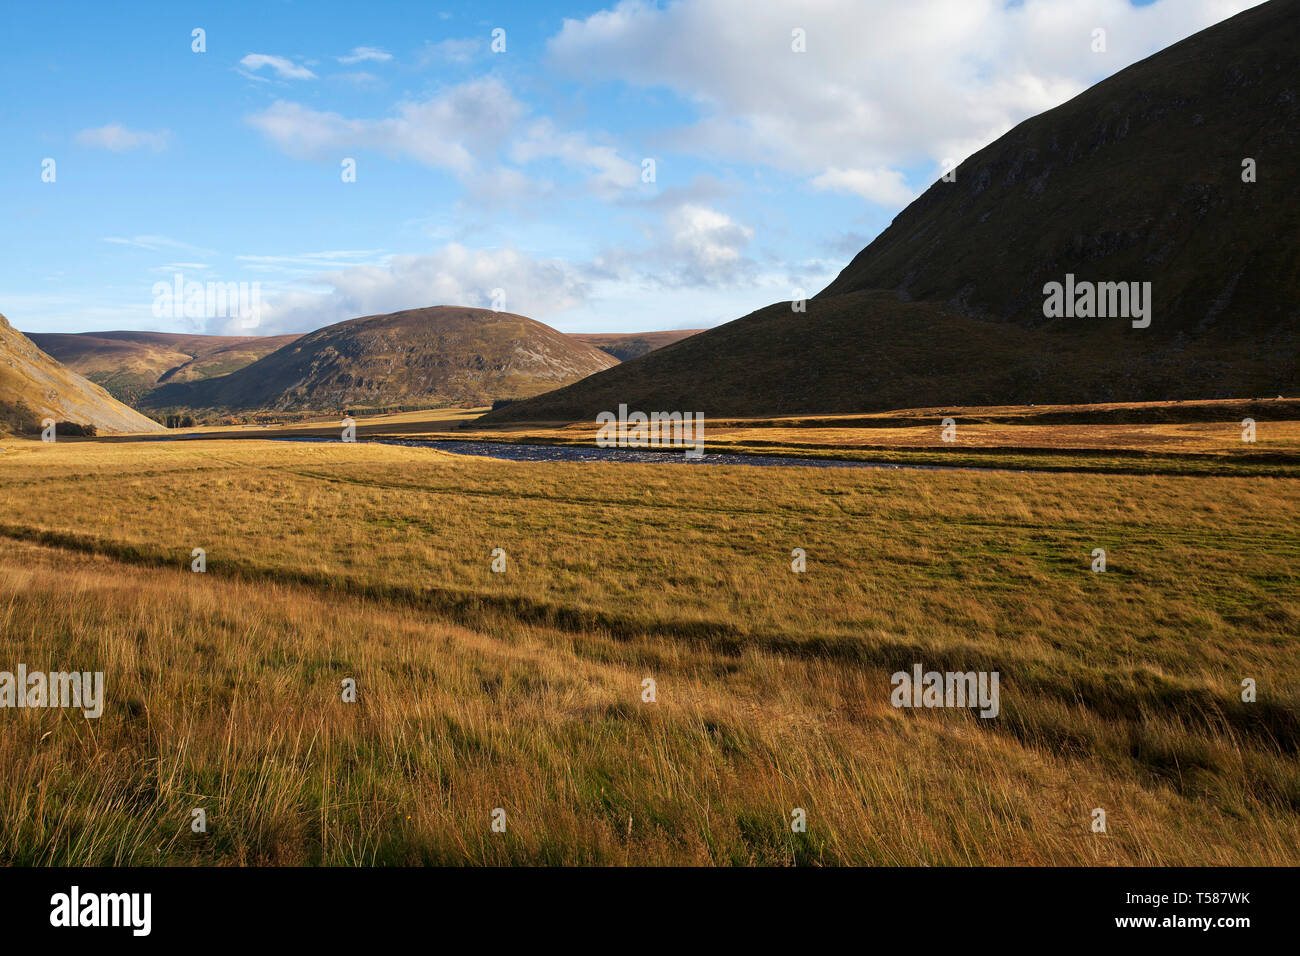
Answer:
(235, 250, 390, 275)
(227, 243, 589, 335)
(246, 77, 525, 174)
(548, 0, 1267, 206)
(156, 262, 211, 272)
(103, 235, 213, 255)
(588, 202, 757, 289)
(811, 167, 916, 206)
(511, 119, 641, 198)
(660, 203, 754, 286)
(337, 46, 392, 64)
(245, 79, 642, 203)
(221, 223, 772, 336)
(239, 54, 317, 81)
(76, 124, 169, 152)
(560, 272, 825, 334)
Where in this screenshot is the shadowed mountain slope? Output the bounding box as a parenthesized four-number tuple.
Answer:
(485, 0, 1299, 423)
(569, 329, 704, 361)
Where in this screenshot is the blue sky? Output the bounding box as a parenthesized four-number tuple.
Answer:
(0, 0, 1262, 336)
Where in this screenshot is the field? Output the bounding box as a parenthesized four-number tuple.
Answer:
(144, 398, 1300, 476)
(0, 425, 1297, 865)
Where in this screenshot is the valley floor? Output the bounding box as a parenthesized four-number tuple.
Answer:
(0, 436, 1296, 864)
(133, 398, 1300, 477)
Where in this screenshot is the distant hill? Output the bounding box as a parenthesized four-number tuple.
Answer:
(486, 0, 1299, 423)
(569, 330, 703, 361)
(0, 314, 164, 435)
(142, 306, 619, 413)
(27, 330, 301, 406)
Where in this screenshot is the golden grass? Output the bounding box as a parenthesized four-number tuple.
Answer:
(110, 400, 1300, 476)
(0, 438, 1296, 864)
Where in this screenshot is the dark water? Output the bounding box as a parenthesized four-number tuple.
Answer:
(138, 431, 1013, 471)
(245, 435, 977, 471)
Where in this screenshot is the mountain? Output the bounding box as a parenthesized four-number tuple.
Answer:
(485, 0, 1299, 423)
(0, 314, 165, 435)
(26, 331, 301, 406)
(142, 306, 619, 413)
(568, 330, 704, 361)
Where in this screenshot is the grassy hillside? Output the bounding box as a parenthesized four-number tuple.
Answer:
(569, 329, 703, 361)
(485, 289, 1294, 421)
(487, 0, 1299, 424)
(142, 306, 619, 414)
(26, 331, 301, 406)
(0, 314, 164, 435)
